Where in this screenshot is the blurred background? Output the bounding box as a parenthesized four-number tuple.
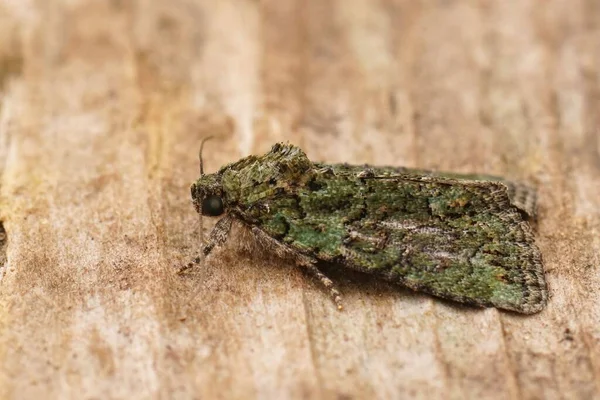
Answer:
(0, 1, 598, 399)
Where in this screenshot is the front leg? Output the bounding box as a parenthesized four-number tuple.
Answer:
(178, 214, 234, 274)
(203, 214, 234, 256)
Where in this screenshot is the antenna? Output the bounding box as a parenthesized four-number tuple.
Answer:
(199, 136, 214, 175)
(197, 136, 214, 253)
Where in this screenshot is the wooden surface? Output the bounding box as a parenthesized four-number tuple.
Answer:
(0, 1, 599, 399)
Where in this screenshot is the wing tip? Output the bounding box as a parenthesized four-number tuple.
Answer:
(493, 265, 549, 314)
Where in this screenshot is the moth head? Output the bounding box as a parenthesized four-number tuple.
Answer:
(191, 176, 225, 217)
(190, 137, 226, 217)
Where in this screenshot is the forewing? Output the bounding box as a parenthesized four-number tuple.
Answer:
(251, 167, 547, 314)
(315, 163, 538, 220)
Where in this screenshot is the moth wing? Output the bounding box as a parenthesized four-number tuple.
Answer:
(317, 163, 538, 220)
(502, 180, 537, 220)
(342, 174, 546, 313)
(253, 168, 547, 314)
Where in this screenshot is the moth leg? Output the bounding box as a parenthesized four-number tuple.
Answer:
(203, 214, 234, 256)
(250, 226, 343, 310)
(177, 255, 202, 275)
(177, 214, 234, 275)
(300, 259, 344, 310)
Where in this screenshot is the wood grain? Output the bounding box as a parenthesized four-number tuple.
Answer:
(0, 0, 598, 399)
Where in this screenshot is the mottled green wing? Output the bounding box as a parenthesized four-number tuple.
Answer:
(316, 163, 538, 220)
(256, 166, 547, 314)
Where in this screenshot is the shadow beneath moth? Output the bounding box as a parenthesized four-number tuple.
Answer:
(186, 141, 548, 314)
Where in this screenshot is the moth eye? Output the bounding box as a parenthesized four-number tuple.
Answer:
(202, 195, 224, 216)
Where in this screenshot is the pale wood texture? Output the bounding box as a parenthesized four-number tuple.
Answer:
(0, 1, 599, 399)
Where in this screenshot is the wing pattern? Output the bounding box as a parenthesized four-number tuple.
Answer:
(253, 164, 547, 313)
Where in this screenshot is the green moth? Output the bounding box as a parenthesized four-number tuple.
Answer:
(187, 142, 548, 314)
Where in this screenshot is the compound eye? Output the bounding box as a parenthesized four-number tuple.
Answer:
(202, 195, 224, 216)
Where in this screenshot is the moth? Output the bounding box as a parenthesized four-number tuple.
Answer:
(186, 141, 548, 314)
